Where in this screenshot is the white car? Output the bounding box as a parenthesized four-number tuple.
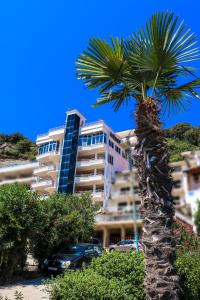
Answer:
(109, 239, 142, 252)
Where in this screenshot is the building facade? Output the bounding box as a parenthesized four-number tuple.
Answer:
(0, 109, 199, 247)
(32, 109, 129, 208)
(0, 161, 38, 187)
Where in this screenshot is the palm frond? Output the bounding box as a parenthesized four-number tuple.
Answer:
(76, 12, 200, 116)
(127, 12, 199, 77)
(93, 85, 140, 111)
(157, 78, 200, 114)
(76, 37, 128, 93)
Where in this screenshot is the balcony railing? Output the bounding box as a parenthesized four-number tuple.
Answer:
(95, 212, 141, 223)
(37, 126, 64, 139)
(0, 160, 37, 169)
(0, 176, 36, 185)
(75, 189, 103, 194)
(36, 151, 60, 159)
(32, 179, 54, 188)
(34, 164, 56, 173)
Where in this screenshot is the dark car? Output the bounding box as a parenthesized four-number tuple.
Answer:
(42, 243, 102, 274)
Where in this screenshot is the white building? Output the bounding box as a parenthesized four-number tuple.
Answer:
(0, 161, 38, 187)
(32, 109, 129, 208)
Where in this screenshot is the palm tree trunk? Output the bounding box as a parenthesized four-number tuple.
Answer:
(134, 98, 181, 300)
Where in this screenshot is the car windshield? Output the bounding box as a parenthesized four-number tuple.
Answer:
(58, 245, 85, 256)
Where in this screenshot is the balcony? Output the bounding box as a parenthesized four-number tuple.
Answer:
(0, 161, 38, 175)
(37, 126, 64, 142)
(92, 190, 104, 202)
(75, 174, 104, 186)
(36, 151, 60, 163)
(112, 191, 140, 201)
(74, 189, 104, 201)
(76, 158, 105, 170)
(78, 143, 106, 155)
(34, 165, 58, 178)
(172, 171, 182, 181)
(32, 179, 55, 192)
(95, 212, 142, 225)
(0, 176, 36, 186)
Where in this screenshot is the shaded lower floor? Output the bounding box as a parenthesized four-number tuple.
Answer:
(94, 222, 143, 248)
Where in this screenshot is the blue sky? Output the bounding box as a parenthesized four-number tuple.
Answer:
(0, 0, 200, 141)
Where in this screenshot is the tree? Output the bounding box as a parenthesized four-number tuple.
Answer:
(30, 193, 96, 266)
(0, 183, 39, 282)
(195, 201, 200, 235)
(167, 138, 198, 162)
(183, 128, 200, 146)
(76, 12, 200, 299)
(165, 123, 192, 140)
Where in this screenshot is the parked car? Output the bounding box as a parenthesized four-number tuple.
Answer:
(109, 239, 142, 252)
(42, 243, 102, 274)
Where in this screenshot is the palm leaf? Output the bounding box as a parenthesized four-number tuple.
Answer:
(76, 37, 128, 93)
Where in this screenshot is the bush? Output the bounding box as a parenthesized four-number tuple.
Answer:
(30, 193, 96, 266)
(48, 250, 200, 300)
(48, 269, 129, 300)
(91, 251, 145, 299)
(195, 201, 200, 235)
(0, 184, 39, 282)
(176, 251, 200, 300)
(48, 251, 145, 300)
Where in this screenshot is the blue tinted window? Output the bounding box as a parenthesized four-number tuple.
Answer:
(58, 114, 80, 194)
(78, 132, 107, 146)
(38, 141, 58, 155)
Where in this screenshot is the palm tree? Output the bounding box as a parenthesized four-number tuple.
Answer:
(76, 12, 200, 300)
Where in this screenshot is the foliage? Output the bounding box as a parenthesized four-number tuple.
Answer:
(0, 186, 96, 282)
(0, 132, 36, 161)
(30, 193, 96, 266)
(194, 201, 200, 235)
(165, 123, 193, 140)
(0, 291, 24, 300)
(48, 269, 129, 300)
(90, 251, 145, 299)
(76, 12, 200, 114)
(176, 251, 200, 300)
(48, 251, 145, 300)
(165, 123, 200, 161)
(167, 138, 198, 162)
(0, 184, 39, 282)
(48, 250, 200, 300)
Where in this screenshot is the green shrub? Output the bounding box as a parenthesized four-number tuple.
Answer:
(48, 270, 129, 300)
(48, 251, 145, 300)
(0, 183, 39, 282)
(91, 251, 145, 299)
(30, 193, 96, 266)
(176, 251, 200, 300)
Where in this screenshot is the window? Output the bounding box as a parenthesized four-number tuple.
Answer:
(122, 151, 126, 159)
(115, 145, 121, 154)
(173, 180, 182, 189)
(110, 132, 121, 144)
(118, 202, 127, 211)
(173, 196, 180, 205)
(121, 187, 130, 192)
(58, 113, 80, 194)
(193, 174, 199, 183)
(109, 140, 114, 148)
(120, 187, 130, 195)
(108, 154, 114, 165)
(173, 166, 181, 172)
(38, 141, 58, 155)
(79, 132, 107, 146)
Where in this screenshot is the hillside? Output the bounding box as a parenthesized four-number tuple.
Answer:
(0, 133, 37, 163)
(0, 123, 199, 164)
(165, 123, 200, 162)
